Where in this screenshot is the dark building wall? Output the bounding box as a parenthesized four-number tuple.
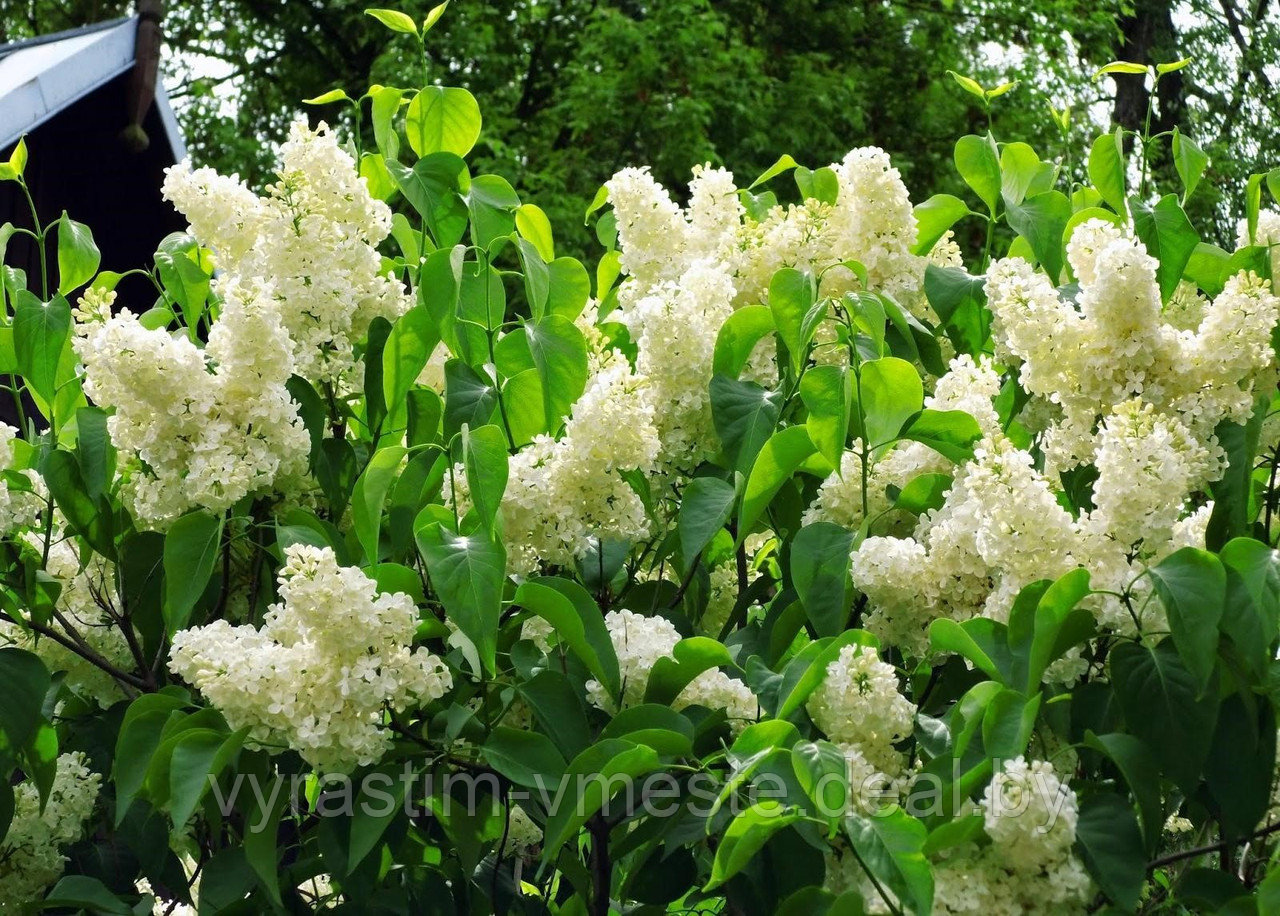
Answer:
(0, 70, 186, 305)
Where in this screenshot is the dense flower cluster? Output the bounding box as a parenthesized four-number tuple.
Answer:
(169, 545, 451, 772)
(0, 423, 42, 535)
(585, 608, 758, 730)
(162, 121, 409, 385)
(0, 752, 101, 908)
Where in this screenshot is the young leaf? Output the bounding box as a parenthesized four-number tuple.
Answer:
(56, 213, 100, 295)
(163, 511, 224, 634)
(406, 86, 483, 158)
(364, 8, 417, 33)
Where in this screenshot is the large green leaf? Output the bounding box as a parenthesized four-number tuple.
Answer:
(1083, 731, 1163, 854)
(1109, 639, 1218, 793)
(678, 476, 737, 568)
(56, 212, 100, 295)
(541, 739, 662, 857)
(1005, 189, 1070, 280)
(1131, 194, 1199, 303)
(162, 511, 224, 634)
(710, 374, 783, 473)
(953, 133, 1001, 213)
(12, 289, 69, 406)
(897, 408, 981, 462)
(852, 357, 923, 451)
(387, 153, 469, 247)
(706, 800, 802, 889)
(912, 193, 969, 255)
(514, 577, 619, 700)
(0, 647, 50, 752)
(352, 445, 407, 564)
(1147, 547, 1224, 689)
(525, 315, 588, 428)
(417, 524, 506, 675)
(1075, 793, 1145, 910)
(739, 426, 816, 541)
(791, 523, 855, 638)
(484, 726, 567, 789)
(801, 365, 851, 469)
(843, 807, 933, 916)
(714, 306, 776, 377)
(406, 86, 482, 158)
(1087, 130, 1126, 214)
(443, 359, 498, 439)
(462, 423, 509, 534)
(770, 268, 820, 372)
(382, 306, 440, 433)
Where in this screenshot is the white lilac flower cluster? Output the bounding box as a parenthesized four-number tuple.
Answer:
(169, 545, 451, 773)
(162, 121, 409, 386)
(806, 644, 916, 809)
(929, 758, 1091, 914)
(823, 221, 1278, 655)
(585, 608, 758, 731)
(0, 422, 43, 535)
(74, 272, 309, 529)
(0, 752, 102, 909)
(0, 536, 131, 708)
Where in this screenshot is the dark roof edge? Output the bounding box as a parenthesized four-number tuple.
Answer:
(0, 16, 133, 58)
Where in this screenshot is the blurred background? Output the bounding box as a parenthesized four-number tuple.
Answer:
(0, 0, 1276, 253)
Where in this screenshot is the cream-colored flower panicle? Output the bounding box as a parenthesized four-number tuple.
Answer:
(169, 545, 451, 773)
(0, 752, 101, 909)
(163, 120, 409, 386)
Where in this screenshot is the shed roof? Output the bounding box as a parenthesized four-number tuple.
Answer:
(0, 15, 184, 158)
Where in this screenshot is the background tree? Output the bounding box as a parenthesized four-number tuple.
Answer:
(2, 1, 1277, 250)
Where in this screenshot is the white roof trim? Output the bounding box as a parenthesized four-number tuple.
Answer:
(0, 18, 140, 150)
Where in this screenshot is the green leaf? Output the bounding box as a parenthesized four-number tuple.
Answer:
(1087, 131, 1127, 214)
(407, 86, 482, 158)
(383, 307, 439, 433)
(929, 617, 1011, 684)
(542, 739, 662, 856)
(770, 267, 819, 373)
(713, 305, 776, 378)
(364, 8, 417, 33)
(710, 374, 782, 474)
(56, 213, 100, 295)
(416, 524, 505, 675)
(946, 70, 988, 101)
(1147, 547, 1225, 689)
(515, 203, 555, 261)
(1005, 189, 1070, 280)
(113, 693, 188, 821)
(526, 315, 588, 428)
(953, 134, 1001, 213)
(739, 426, 816, 541)
(163, 511, 224, 634)
(1095, 60, 1149, 76)
(923, 264, 987, 356)
(912, 193, 969, 256)
(706, 799, 802, 889)
(1, 136, 27, 180)
(599, 704, 695, 756)
(644, 636, 738, 706)
(484, 726, 566, 788)
(41, 448, 112, 557)
(749, 154, 799, 189)
(169, 728, 244, 828)
(443, 359, 498, 439)
(791, 523, 855, 638)
(13, 290, 70, 406)
(893, 473, 952, 515)
(302, 88, 351, 105)
(459, 423, 507, 535)
(387, 153, 469, 247)
(514, 577, 619, 700)
(1083, 731, 1163, 854)
(422, 1, 449, 32)
(843, 807, 933, 915)
(853, 357, 923, 451)
(800, 365, 851, 469)
(352, 446, 407, 564)
(1156, 58, 1190, 75)
(42, 876, 131, 915)
(467, 173, 520, 248)
(1109, 639, 1218, 793)
(0, 648, 50, 751)
(1171, 128, 1208, 202)
(1076, 793, 1146, 910)
(1000, 142, 1055, 208)
(1130, 194, 1199, 303)
(679, 476, 737, 568)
